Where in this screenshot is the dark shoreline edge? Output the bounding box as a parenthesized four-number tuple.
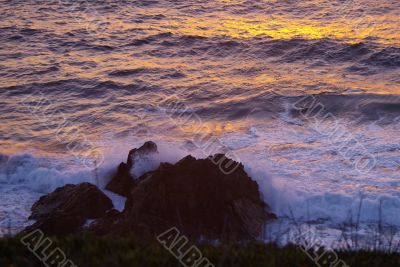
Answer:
(1, 233, 399, 267)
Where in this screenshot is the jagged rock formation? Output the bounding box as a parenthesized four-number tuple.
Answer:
(24, 142, 276, 241)
(25, 183, 113, 236)
(105, 141, 158, 197)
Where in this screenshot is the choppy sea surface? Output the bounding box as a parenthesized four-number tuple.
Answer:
(0, 0, 399, 246)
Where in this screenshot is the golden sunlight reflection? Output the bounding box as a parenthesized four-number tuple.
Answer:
(171, 14, 398, 45)
(1, 3, 398, 45)
(94, 6, 400, 46)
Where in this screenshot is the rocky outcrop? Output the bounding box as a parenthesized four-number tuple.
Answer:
(85, 209, 122, 235)
(105, 162, 135, 198)
(24, 142, 276, 241)
(113, 154, 276, 240)
(25, 183, 113, 236)
(105, 141, 158, 197)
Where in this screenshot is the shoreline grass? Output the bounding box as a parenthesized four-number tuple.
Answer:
(1, 233, 399, 267)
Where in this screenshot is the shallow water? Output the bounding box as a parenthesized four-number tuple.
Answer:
(0, 0, 399, 244)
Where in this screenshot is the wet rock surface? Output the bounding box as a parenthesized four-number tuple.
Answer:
(25, 183, 113, 236)
(116, 154, 276, 240)
(105, 141, 158, 197)
(25, 142, 276, 241)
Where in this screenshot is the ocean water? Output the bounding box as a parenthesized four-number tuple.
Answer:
(0, 0, 399, 245)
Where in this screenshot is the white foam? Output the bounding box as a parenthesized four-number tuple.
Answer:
(103, 190, 126, 212)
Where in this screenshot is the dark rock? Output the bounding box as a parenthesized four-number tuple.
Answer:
(113, 153, 276, 240)
(23, 142, 276, 241)
(126, 141, 158, 170)
(25, 183, 113, 236)
(85, 209, 122, 235)
(105, 162, 135, 197)
(105, 141, 158, 197)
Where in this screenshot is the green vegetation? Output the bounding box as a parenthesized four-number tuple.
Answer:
(0, 234, 399, 267)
